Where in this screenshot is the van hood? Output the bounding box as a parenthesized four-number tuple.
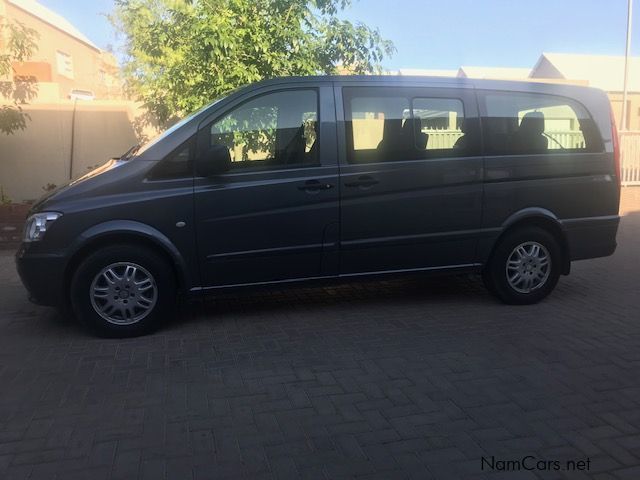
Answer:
(30, 158, 128, 213)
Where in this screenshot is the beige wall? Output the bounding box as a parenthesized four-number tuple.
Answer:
(2, 1, 121, 99)
(608, 92, 640, 131)
(0, 100, 159, 202)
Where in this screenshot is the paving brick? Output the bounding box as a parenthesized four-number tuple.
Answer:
(612, 465, 640, 479)
(0, 190, 640, 478)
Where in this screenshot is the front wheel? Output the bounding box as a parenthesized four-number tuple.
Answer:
(483, 227, 562, 305)
(70, 245, 176, 337)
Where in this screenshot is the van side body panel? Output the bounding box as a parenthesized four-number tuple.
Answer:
(193, 83, 340, 287)
(335, 82, 484, 274)
(475, 82, 620, 266)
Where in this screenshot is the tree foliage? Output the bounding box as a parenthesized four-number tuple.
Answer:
(0, 21, 38, 135)
(111, 0, 394, 125)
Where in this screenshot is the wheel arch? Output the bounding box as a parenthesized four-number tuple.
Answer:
(64, 221, 190, 301)
(489, 208, 571, 275)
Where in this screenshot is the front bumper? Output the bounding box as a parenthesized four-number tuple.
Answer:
(15, 244, 67, 307)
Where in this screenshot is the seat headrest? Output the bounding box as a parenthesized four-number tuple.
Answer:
(403, 117, 427, 149)
(383, 118, 403, 137)
(402, 117, 422, 136)
(519, 111, 545, 135)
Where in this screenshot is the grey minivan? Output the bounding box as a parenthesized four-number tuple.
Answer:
(16, 76, 621, 337)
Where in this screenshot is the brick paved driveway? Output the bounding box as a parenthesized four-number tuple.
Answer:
(1, 190, 640, 480)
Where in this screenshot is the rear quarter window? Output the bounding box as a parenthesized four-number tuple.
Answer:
(480, 91, 604, 156)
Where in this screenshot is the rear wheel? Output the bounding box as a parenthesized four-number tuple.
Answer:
(483, 227, 562, 305)
(70, 244, 176, 337)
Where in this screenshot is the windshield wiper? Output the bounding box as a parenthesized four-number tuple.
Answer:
(120, 143, 141, 160)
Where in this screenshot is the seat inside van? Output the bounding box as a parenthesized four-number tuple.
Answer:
(511, 111, 548, 154)
(375, 117, 428, 160)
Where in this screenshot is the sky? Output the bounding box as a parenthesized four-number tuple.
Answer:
(38, 0, 640, 71)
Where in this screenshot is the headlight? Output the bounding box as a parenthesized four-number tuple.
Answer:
(23, 212, 62, 242)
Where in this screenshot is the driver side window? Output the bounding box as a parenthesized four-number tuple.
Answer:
(210, 89, 319, 169)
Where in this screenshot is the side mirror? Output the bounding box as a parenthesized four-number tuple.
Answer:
(196, 144, 231, 176)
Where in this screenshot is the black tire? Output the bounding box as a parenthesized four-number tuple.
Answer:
(483, 226, 562, 305)
(70, 244, 176, 337)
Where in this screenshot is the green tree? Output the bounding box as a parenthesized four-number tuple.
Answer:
(0, 21, 38, 135)
(111, 0, 394, 125)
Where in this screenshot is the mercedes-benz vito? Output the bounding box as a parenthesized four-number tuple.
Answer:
(16, 76, 621, 337)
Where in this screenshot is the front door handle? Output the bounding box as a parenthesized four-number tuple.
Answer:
(298, 179, 334, 192)
(344, 175, 379, 188)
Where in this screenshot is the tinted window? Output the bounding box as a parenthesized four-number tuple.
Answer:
(481, 91, 603, 155)
(210, 90, 318, 169)
(413, 98, 466, 152)
(344, 88, 476, 163)
(148, 141, 192, 180)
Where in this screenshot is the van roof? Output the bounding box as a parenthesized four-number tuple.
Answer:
(248, 74, 606, 96)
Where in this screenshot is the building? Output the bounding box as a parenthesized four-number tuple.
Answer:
(389, 67, 533, 80)
(0, 0, 121, 101)
(393, 52, 640, 130)
(0, 0, 156, 203)
(394, 68, 458, 77)
(530, 52, 640, 129)
(457, 66, 531, 80)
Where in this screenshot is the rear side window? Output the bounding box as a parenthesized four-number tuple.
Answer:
(413, 98, 466, 152)
(344, 88, 478, 163)
(481, 91, 603, 155)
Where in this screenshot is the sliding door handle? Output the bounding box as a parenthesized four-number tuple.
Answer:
(298, 179, 334, 192)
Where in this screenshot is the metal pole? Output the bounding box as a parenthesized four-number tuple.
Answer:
(622, 0, 633, 130)
(69, 98, 77, 180)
